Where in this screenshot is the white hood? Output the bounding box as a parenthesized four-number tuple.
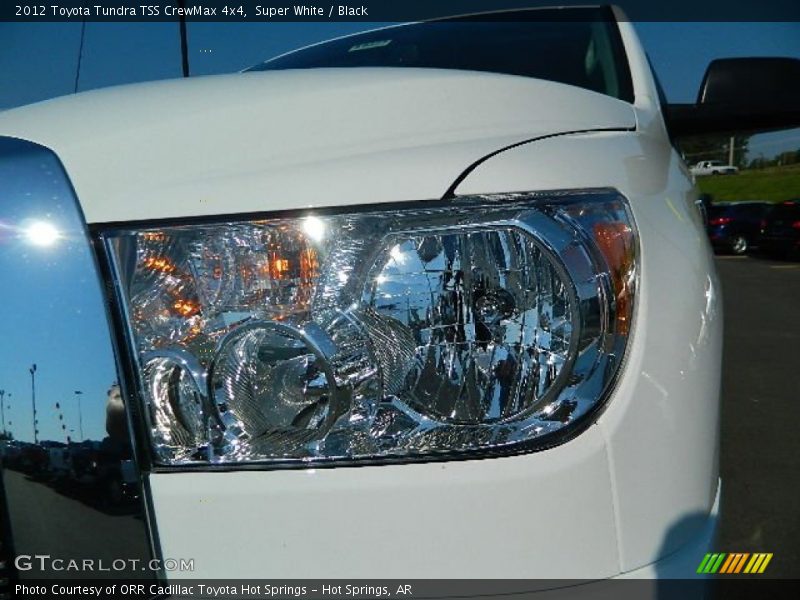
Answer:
(0, 68, 636, 223)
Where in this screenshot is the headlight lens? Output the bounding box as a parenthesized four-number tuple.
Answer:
(102, 190, 637, 466)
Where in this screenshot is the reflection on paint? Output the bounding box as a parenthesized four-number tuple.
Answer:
(0, 137, 154, 579)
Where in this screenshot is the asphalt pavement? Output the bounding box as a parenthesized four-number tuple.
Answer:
(3, 469, 152, 579)
(714, 255, 800, 579)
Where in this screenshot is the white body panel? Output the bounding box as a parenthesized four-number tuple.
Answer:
(146, 129, 721, 578)
(0, 16, 721, 581)
(456, 130, 722, 572)
(0, 69, 634, 224)
(153, 427, 619, 579)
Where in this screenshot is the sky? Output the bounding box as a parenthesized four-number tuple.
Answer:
(1, 20, 799, 156)
(0, 20, 798, 443)
(0, 143, 119, 445)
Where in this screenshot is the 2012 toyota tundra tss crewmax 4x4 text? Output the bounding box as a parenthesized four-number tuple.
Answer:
(1, 5, 799, 591)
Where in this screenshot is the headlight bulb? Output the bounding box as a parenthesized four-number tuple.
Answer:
(103, 191, 637, 466)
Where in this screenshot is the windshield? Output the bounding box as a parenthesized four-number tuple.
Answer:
(247, 8, 634, 102)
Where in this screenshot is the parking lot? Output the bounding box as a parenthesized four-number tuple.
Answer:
(2, 469, 150, 579)
(714, 255, 800, 578)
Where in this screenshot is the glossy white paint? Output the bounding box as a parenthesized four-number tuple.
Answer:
(614, 13, 662, 125)
(0, 69, 634, 224)
(153, 426, 620, 579)
(615, 479, 721, 580)
(147, 129, 722, 579)
(0, 14, 721, 581)
(456, 130, 722, 572)
(453, 29, 721, 573)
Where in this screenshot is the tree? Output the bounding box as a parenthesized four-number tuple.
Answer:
(678, 135, 750, 168)
(775, 149, 800, 167)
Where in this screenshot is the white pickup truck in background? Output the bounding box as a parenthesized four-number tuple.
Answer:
(691, 160, 739, 175)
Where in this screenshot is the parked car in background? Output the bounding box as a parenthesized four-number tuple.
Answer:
(10, 442, 47, 476)
(706, 201, 772, 254)
(761, 200, 800, 258)
(696, 193, 713, 225)
(46, 444, 72, 482)
(690, 160, 739, 176)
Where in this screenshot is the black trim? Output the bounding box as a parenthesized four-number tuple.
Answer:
(603, 5, 635, 104)
(0, 464, 18, 591)
(91, 236, 159, 474)
(443, 127, 632, 199)
(146, 411, 601, 473)
(91, 236, 168, 582)
(87, 187, 625, 232)
(90, 198, 447, 232)
(666, 103, 800, 137)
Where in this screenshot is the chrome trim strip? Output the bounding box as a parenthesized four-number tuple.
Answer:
(0, 137, 157, 581)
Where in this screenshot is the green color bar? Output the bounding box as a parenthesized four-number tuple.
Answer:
(697, 553, 713, 574)
(710, 553, 727, 573)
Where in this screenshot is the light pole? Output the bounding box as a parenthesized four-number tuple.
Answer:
(0, 389, 5, 435)
(74, 390, 84, 441)
(30, 364, 38, 444)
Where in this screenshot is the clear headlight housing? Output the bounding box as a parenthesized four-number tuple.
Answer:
(101, 190, 637, 467)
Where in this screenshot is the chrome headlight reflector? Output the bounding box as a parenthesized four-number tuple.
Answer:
(101, 190, 637, 467)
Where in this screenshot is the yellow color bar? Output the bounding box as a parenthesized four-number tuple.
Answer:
(758, 554, 773, 574)
(734, 553, 750, 573)
(744, 554, 760, 573)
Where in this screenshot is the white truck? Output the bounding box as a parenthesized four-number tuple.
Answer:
(0, 4, 798, 591)
(691, 160, 739, 176)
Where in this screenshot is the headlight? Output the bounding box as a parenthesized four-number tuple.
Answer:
(100, 190, 637, 467)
